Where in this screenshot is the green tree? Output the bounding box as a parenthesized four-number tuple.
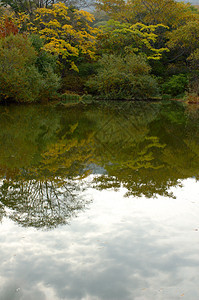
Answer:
(0, 34, 60, 102)
(97, 19, 169, 60)
(167, 20, 199, 56)
(161, 74, 188, 97)
(86, 53, 159, 99)
(167, 19, 199, 95)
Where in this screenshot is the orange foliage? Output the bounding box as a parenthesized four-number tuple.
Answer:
(0, 17, 18, 38)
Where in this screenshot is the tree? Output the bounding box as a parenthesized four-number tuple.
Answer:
(86, 53, 159, 99)
(0, 0, 93, 15)
(0, 0, 60, 15)
(167, 20, 199, 55)
(96, 0, 196, 27)
(167, 19, 199, 95)
(97, 19, 169, 59)
(0, 0, 51, 15)
(0, 34, 60, 102)
(187, 49, 199, 96)
(130, 0, 195, 27)
(26, 3, 98, 71)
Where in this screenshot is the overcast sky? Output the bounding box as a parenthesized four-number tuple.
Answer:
(183, 0, 199, 3)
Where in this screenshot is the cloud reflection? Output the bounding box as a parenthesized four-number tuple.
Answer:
(0, 178, 199, 299)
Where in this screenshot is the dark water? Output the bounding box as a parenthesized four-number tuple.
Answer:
(0, 101, 199, 299)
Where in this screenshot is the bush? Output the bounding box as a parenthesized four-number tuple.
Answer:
(0, 34, 60, 103)
(61, 62, 100, 94)
(78, 62, 99, 77)
(61, 73, 85, 93)
(59, 93, 81, 102)
(161, 74, 188, 97)
(30, 34, 58, 75)
(86, 54, 159, 100)
(189, 75, 199, 96)
(187, 49, 199, 96)
(39, 66, 60, 101)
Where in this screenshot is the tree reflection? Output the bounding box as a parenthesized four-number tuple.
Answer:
(0, 176, 89, 229)
(0, 105, 95, 229)
(92, 101, 199, 198)
(1, 101, 199, 229)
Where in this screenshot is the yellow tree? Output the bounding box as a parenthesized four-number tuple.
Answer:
(29, 3, 98, 71)
(97, 20, 169, 60)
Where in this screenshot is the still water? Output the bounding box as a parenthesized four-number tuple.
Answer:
(0, 101, 199, 300)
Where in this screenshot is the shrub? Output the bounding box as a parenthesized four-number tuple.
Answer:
(0, 34, 38, 102)
(61, 73, 85, 93)
(0, 34, 60, 103)
(61, 62, 100, 93)
(187, 49, 199, 96)
(161, 74, 188, 97)
(78, 62, 99, 77)
(59, 93, 81, 102)
(86, 53, 159, 100)
(39, 66, 61, 101)
(28, 34, 60, 101)
(29, 34, 58, 75)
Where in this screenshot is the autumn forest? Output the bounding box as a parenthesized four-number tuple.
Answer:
(0, 0, 199, 103)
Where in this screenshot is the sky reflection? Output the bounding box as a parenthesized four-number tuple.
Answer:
(0, 178, 199, 300)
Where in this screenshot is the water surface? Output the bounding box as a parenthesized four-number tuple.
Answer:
(0, 101, 199, 299)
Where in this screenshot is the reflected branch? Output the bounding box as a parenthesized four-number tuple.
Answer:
(0, 177, 90, 229)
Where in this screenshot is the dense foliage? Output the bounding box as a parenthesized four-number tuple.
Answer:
(28, 3, 98, 72)
(0, 34, 60, 102)
(0, 0, 199, 102)
(86, 53, 159, 99)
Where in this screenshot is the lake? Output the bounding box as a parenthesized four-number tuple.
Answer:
(0, 101, 199, 300)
